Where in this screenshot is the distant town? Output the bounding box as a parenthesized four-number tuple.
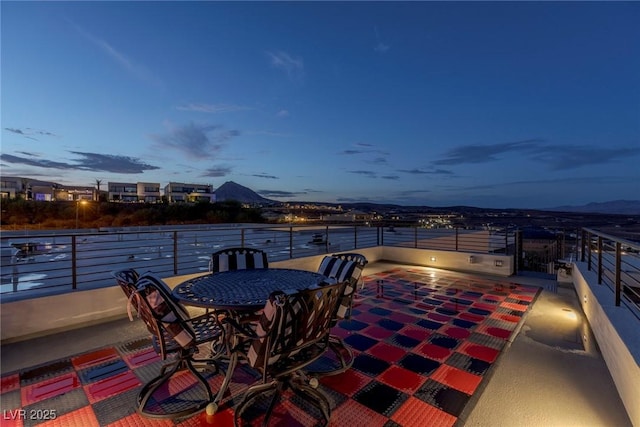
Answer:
(1, 176, 639, 242)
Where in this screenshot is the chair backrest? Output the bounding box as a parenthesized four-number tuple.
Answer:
(112, 268, 140, 298)
(246, 280, 346, 372)
(317, 253, 368, 319)
(209, 247, 268, 273)
(331, 253, 368, 286)
(134, 273, 196, 357)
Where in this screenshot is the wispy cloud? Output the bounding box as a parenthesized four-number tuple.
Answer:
(0, 152, 159, 174)
(276, 109, 290, 118)
(151, 122, 240, 160)
(177, 103, 252, 113)
(259, 189, 306, 198)
(530, 145, 640, 170)
(398, 168, 454, 175)
(339, 143, 389, 156)
(381, 175, 400, 180)
(348, 170, 377, 178)
(266, 50, 304, 79)
(433, 139, 640, 171)
(433, 139, 542, 166)
(252, 173, 279, 179)
(201, 166, 233, 178)
(70, 20, 162, 88)
(4, 127, 58, 141)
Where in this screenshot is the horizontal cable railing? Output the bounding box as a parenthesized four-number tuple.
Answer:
(581, 228, 640, 319)
(1, 224, 516, 301)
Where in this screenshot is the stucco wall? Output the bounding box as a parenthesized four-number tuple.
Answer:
(573, 262, 640, 427)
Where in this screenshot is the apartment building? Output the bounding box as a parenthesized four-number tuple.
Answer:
(164, 182, 215, 203)
(107, 181, 161, 203)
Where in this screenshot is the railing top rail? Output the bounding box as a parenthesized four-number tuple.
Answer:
(582, 228, 640, 250)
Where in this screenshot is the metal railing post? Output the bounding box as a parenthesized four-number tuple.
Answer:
(354, 226, 358, 249)
(455, 227, 459, 251)
(71, 235, 78, 290)
(414, 227, 418, 249)
(173, 231, 178, 275)
(325, 225, 329, 253)
(241, 228, 245, 247)
(581, 229, 586, 262)
(289, 226, 293, 259)
(615, 242, 622, 306)
(587, 231, 592, 270)
(597, 236, 603, 284)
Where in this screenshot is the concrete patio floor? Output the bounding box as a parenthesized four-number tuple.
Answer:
(0, 262, 632, 426)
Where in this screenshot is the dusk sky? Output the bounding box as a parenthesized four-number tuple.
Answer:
(2, 2, 639, 209)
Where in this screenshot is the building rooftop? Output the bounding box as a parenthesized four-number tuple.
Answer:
(0, 261, 633, 426)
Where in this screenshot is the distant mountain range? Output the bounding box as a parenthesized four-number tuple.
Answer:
(215, 182, 640, 215)
(545, 200, 640, 215)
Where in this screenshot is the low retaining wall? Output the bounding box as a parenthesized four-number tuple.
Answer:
(0, 246, 509, 343)
(573, 262, 640, 427)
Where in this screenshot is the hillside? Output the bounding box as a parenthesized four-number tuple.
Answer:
(546, 200, 640, 215)
(214, 181, 275, 204)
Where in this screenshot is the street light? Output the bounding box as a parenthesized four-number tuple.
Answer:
(76, 200, 87, 229)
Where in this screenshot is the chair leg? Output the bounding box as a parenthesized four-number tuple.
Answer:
(137, 360, 181, 417)
(289, 378, 331, 426)
(233, 381, 279, 427)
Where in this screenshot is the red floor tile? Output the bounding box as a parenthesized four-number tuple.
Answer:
(401, 326, 432, 341)
(431, 365, 482, 395)
(457, 342, 500, 363)
(368, 342, 407, 363)
(1, 373, 20, 393)
(109, 412, 174, 426)
(21, 372, 81, 405)
(415, 343, 452, 362)
(378, 365, 426, 393)
(362, 325, 396, 340)
(330, 399, 389, 427)
(37, 406, 100, 427)
(84, 371, 140, 403)
(442, 326, 471, 340)
(390, 396, 457, 427)
(124, 348, 159, 368)
(320, 369, 371, 397)
(72, 348, 119, 370)
(501, 302, 529, 312)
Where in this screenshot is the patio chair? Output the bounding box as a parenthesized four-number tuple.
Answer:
(209, 247, 268, 273)
(129, 272, 224, 419)
(308, 253, 368, 375)
(112, 268, 140, 298)
(232, 280, 346, 427)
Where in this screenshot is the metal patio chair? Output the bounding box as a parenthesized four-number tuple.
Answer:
(209, 247, 268, 273)
(231, 280, 346, 426)
(307, 253, 368, 375)
(128, 272, 224, 419)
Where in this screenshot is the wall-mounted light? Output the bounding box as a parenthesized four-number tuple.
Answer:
(468, 255, 476, 264)
(583, 294, 587, 304)
(494, 260, 503, 267)
(430, 256, 437, 262)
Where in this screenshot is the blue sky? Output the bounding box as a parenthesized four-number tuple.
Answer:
(2, 2, 639, 209)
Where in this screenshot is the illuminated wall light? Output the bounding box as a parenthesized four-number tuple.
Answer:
(494, 260, 503, 267)
(430, 256, 437, 262)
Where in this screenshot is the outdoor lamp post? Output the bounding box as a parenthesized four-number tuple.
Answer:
(76, 200, 87, 229)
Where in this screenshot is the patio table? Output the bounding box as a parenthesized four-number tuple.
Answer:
(172, 268, 328, 412)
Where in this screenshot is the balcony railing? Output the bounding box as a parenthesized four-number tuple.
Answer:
(581, 227, 640, 318)
(1, 224, 516, 301)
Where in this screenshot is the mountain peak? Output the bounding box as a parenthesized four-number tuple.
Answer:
(214, 181, 273, 204)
